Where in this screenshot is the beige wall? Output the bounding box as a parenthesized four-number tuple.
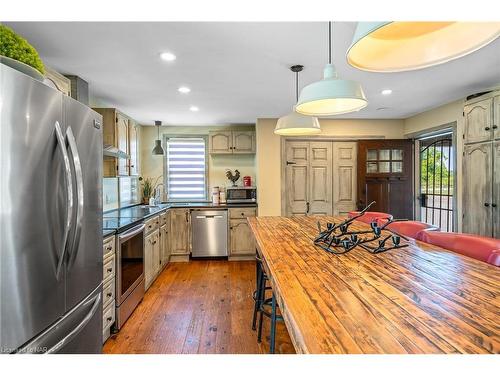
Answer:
(404, 99, 464, 231)
(256, 118, 406, 216)
(140, 125, 256, 200)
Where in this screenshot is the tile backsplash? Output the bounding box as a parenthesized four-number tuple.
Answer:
(103, 178, 119, 212)
(103, 177, 140, 212)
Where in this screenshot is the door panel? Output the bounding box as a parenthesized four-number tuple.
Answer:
(209, 131, 232, 153)
(463, 143, 493, 236)
(358, 140, 414, 219)
(116, 113, 129, 175)
(333, 142, 357, 215)
(129, 121, 140, 175)
(232, 131, 255, 153)
(1, 65, 66, 352)
(63, 97, 103, 310)
(285, 142, 309, 215)
(309, 142, 332, 215)
(464, 98, 493, 144)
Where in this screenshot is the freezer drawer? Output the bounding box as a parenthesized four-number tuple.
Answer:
(16, 285, 102, 354)
(191, 210, 228, 257)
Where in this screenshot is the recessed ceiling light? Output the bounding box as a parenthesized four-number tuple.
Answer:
(381, 89, 392, 95)
(160, 52, 176, 61)
(178, 86, 191, 94)
(189, 106, 199, 112)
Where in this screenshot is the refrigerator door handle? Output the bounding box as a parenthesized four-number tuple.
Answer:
(45, 293, 101, 354)
(66, 127, 84, 261)
(54, 121, 74, 279)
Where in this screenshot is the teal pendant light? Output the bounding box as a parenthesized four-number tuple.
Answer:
(152, 120, 164, 155)
(295, 22, 367, 117)
(347, 22, 500, 72)
(275, 65, 321, 135)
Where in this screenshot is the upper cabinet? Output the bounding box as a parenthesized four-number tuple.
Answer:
(93, 108, 141, 177)
(129, 120, 140, 176)
(464, 97, 493, 144)
(209, 130, 255, 154)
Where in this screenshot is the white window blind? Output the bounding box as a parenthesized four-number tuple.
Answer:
(166, 137, 207, 200)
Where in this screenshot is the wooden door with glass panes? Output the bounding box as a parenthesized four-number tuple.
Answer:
(357, 140, 414, 219)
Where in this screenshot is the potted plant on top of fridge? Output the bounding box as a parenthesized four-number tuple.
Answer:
(0, 25, 45, 80)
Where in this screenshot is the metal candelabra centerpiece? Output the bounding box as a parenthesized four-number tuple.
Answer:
(313, 201, 409, 255)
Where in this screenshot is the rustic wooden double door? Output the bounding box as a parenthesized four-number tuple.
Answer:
(284, 141, 357, 216)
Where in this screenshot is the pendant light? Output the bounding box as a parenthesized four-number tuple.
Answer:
(295, 22, 367, 116)
(152, 120, 164, 155)
(347, 22, 500, 72)
(275, 65, 321, 135)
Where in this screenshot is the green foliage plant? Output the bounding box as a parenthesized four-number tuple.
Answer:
(0, 25, 45, 74)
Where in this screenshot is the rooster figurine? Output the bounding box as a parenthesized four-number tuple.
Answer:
(225, 169, 240, 187)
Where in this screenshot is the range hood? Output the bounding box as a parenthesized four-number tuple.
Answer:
(103, 144, 130, 159)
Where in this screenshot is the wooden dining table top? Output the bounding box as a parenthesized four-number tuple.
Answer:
(247, 216, 500, 354)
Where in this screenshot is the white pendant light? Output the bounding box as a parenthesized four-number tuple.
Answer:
(295, 22, 367, 117)
(274, 65, 321, 135)
(346, 22, 500, 72)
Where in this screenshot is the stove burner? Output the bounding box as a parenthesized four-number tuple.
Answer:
(313, 201, 409, 255)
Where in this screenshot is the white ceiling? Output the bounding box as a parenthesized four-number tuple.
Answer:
(6, 22, 500, 125)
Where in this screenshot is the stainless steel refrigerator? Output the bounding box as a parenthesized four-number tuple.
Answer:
(0, 63, 103, 353)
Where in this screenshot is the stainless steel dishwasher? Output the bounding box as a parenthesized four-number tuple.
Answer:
(191, 210, 228, 257)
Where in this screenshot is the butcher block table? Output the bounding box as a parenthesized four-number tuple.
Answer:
(247, 216, 500, 354)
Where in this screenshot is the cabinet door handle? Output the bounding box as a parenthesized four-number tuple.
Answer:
(185, 211, 189, 222)
(493, 125, 498, 130)
(484, 202, 490, 207)
(286, 161, 296, 165)
(107, 268, 113, 273)
(107, 293, 112, 297)
(485, 127, 490, 131)
(492, 203, 497, 208)
(306, 202, 310, 214)
(107, 317, 112, 322)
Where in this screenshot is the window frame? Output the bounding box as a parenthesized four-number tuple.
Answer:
(163, 134, 209, 202)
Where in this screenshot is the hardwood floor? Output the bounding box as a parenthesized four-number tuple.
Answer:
(103, 260, 295, 354)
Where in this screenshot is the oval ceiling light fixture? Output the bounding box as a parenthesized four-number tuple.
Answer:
(347, 22, 500, 72)
(275, 65, 321, 136)
(160, 52, 176, 62)
(152, 120, 164, 155)
(295, 22, 367, 117)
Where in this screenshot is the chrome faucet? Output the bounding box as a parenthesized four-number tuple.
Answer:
(154, 183, 164, 204)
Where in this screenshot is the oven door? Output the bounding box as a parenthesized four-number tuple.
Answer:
(116, 224, 145, 304)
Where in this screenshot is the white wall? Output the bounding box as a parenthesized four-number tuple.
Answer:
(256, 118, 406, 216)
(140, 125, 256, 200)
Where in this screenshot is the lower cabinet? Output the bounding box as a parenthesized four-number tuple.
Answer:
(144, 228, 160, 291)
(160, 223, 171, 268)
(229, 207, 256, 258)
(102, 235, 116, 344)
(170, 208, 190, 258)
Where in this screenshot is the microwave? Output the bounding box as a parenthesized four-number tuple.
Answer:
(226, 186, 257, 203)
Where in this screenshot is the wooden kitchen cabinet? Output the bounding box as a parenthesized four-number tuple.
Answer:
(232, 131, 256, 154)
(93, 108, 141, 177)
(144, 229, 160, 290)
(464, 97, 493, 144)
(209, 131, 233, 154)
(160, 211, 171, 268)
(169, 208, 190, 259)
(229, 207, 256, 258)
(209, 130, 255, 154)
(129, 120, 140, 176)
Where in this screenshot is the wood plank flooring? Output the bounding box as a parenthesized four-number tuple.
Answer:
(103, 260, 295, 354)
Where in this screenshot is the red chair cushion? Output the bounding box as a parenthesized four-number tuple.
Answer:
(417, 231, 500, 265)
(347, 211, 393, 225)
(383, 221, 439, 239)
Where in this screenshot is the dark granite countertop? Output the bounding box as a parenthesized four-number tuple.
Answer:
(103, 201, 257, 232)
(103, 229, 116, 238)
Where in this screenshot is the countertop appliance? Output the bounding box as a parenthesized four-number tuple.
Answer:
(1, 63, 103, 353)
(116, 224, 145, 329)
(226, 186, 257, 203)
(191, 210, 228, 257)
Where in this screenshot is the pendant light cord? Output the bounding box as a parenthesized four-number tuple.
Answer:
(295, 70, 299, 102)
(328, 21, 332, 64)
